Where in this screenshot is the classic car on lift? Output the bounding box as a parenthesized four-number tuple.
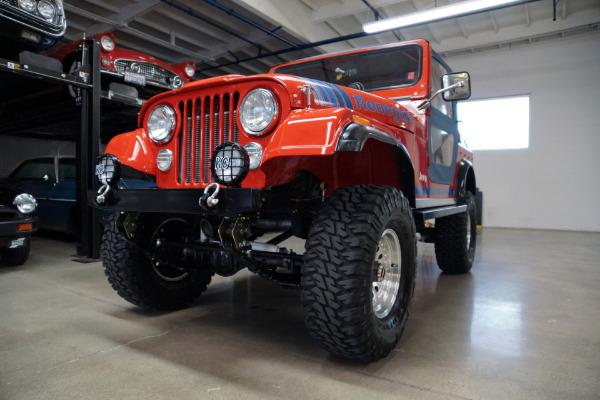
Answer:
(47, 31, 196, 101)
(0, 0, 66, 60)
(0, 182, 38, 266)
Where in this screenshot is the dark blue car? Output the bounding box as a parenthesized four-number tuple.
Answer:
(7, 157, 155, 234)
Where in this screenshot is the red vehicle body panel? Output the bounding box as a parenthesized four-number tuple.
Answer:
(104, 39, 472, 202)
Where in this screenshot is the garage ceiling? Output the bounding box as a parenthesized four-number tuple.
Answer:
(60, 0, 600, 79)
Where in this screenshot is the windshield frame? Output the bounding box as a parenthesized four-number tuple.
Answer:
(271, 43, 423, 93)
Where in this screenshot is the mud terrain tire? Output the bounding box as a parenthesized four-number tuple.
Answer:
(101, 214, 214, 310)
(1, 239, 30, 266)
(434, 192, 477, 274)
(301, 185, 417, 362)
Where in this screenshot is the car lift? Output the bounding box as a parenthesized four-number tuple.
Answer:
(1, 40, 105, 261)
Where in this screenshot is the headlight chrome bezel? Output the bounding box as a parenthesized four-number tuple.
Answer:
(147, 105, 176, 144)
(13, 193, 37, 214)
(184, 64, 195, 78)
(239, 88, 279, 136)
(37, 0, 56, 20)
(100, 35, 115, 52)
(18, 0, 36, 12)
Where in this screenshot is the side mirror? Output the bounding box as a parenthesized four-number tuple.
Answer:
(442, 72, 471, 101)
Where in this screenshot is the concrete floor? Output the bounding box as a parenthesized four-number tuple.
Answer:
(0, 228, 598, 400)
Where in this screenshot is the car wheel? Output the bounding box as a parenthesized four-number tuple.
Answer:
(101, 213, 214, 310)
(434, 191, 477, 274)
(301, 185, 417, 362)
(1, 239, 31, 266)
(64, 52, 81, 99)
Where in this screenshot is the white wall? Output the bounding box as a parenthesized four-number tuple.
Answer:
(446, 32, 600, 232)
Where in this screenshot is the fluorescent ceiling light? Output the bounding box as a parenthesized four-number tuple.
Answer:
(363, 0, 526, 33)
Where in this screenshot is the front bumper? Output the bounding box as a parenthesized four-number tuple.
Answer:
(0, 6, 66, 50)
(0, 214, 38, 249)
(88, 188, 262, 215)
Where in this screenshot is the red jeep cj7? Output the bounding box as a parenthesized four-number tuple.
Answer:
(92, 39, 477, 362)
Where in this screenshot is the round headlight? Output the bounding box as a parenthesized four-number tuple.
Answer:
(37, 1, 56, 19)
(148, 105, 176, 144)
(18, 0, 36, 12)
(13, 193, 37, 214)
(95, 154, 121, 187)
(100, 35, 115, 52)
(184, 64, 195, 78)
(239, 88, 278, 136)
(156, 149, 173, 172)
(244, 142, 263, 170)
(211, 142, 249, 186)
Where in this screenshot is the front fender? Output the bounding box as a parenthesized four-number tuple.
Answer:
(104, 128, 157, 176)
(262, 108, 353, 162)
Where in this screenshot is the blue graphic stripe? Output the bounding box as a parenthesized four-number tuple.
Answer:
(305, 79, 336, 107)
(319, 83, 340, 107)
(323, 82, 353, 110)
(314, 82, 336, 106)
(307, 82, 325, 105)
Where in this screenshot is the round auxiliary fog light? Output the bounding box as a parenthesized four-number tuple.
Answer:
(95, 154, 121, 187)
(156, 149, 173, 172)
(244, 142, 263, 170)
(211, 142, 249, 186)
(13, 193, 37, 214)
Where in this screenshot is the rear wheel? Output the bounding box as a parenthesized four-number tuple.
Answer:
(301, 185, 417, 362)
(101, 214, 213, 310)
(434, 192, 477, 274)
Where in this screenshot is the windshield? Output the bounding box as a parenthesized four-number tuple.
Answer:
(272, 45, 422, 92)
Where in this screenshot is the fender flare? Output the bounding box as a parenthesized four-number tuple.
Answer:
(336, 122, 416, 207)
(456, 159, 476, 204)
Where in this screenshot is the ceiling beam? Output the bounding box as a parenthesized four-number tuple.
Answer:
(435, 7, 600, 54)
(311, 0, 411, 23)
(229, 0, 341, 51)
(65, 0, 163, 36)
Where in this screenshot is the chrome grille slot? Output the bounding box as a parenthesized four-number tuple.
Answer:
(176, 92, 240, 186)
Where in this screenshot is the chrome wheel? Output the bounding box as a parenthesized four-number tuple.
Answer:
(372, 228, 402, 319)
(466, 213, 472, 250)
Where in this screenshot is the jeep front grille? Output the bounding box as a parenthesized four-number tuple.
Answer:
(177, 92, 240, 186)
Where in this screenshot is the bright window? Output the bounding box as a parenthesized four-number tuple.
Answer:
(457, 95, 530, 150)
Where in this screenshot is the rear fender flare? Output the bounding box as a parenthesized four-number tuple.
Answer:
(456, 159, 476, 204)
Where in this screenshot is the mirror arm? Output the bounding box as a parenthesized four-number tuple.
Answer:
(417, 81, 465, 111)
